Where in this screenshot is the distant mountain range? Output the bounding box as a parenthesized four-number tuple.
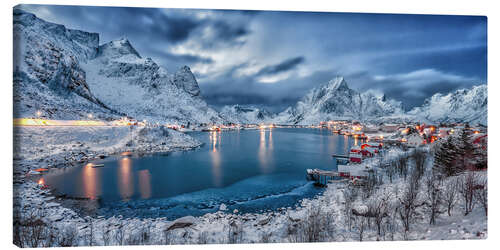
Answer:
(219, 105, 275, 124)
(271, 77, 406, 125)
(13, 9, 487, 126)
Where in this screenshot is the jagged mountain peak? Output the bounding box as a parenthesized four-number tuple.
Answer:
(272, 76, 405, 124)
(327, 76, 349, 91)
(97, 37, 142, 59)
(172, 65, 201, 97)
(408, 84, 487, 125)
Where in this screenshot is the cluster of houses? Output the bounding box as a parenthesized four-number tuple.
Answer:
(319, 120, 488, 181)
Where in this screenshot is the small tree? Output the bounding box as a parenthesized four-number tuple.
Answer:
(456, 124, 474, 172)
(425, 174, 444, 225)
(386, 162, 396, 183)
(475, 176, 488, 216)
(413, 149, 427, 178)
(433, 136, 459, 177)
(460, 172, 477, 216)
(443, 178, 459, 216)
(368, 191, 391, 238)
(398, 170, 424, 237)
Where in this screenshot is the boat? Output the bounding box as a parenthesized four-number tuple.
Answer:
(91, 164, 105, 168)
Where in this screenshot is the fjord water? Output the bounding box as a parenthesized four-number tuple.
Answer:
(41, 128, 357, 218)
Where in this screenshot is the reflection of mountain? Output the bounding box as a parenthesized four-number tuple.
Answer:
(14, 9, 222, 124)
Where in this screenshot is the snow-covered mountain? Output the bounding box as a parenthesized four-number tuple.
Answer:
(82, 38, 221, 124)
(273, 77, 405, 124)
(13, 9, 222, 124)
(219, 105, 275, 124)
(13, 9, 121, 120)
(408, 84, 487, 125)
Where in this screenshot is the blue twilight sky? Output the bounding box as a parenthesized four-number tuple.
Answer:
(17, 5, 487, 112)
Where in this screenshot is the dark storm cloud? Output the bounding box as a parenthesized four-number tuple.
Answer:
(18, 5, 487, 112)
(212, 21, 249, 42)
(17, 4, 252, 69)
(256, 56, 305, 76)
(154, 50, 214, 64)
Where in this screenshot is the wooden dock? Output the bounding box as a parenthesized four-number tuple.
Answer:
(331, 154, 349, 158)
(306, 169, 341, 186)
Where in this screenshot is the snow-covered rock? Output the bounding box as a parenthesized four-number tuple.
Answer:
(172, 66, 201, 97)
(273, 76, 404, 124)
(13, 9, 120, 120)
(219, 105, 275, 124)
(166, 216, 196, 231)
(14, 9, 223, 125)
(408, 84, 487, 125)
(82, 38, 222, 125)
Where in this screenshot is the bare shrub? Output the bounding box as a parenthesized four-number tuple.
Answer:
(197, 231, 209, 244)
(397, 170, 424, 238)
(163, 227, 173, 245)
(287, 206, 334, 242)
(425, 174, 444, 225)
(342, 188, 356, 231)
(460, 172, 477, 215)
(386, 162, 396, 183)
(443, 178, 459, 216)
(260, 232, 272, 243)
(227, 221, 243, 244)
(101, 222, 111, 246)
(139, 221, 152, 244)
(85, 217, 94, 246)
(16, 210, 50, 248)
(58, 225, 79, 247)
(367, 191, 391, 237)
(114, 221, 125, 245)
(475, 175, 487, 216)
(354, 215, 367, 241)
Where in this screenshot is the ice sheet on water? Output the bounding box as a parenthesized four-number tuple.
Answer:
(98, 173, 322, 220)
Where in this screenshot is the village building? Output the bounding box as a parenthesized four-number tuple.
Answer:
(406, 134, 423, 147)
(382, 123, 400, 132)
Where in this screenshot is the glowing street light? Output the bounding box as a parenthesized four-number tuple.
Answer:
(36, 110, 42, 117)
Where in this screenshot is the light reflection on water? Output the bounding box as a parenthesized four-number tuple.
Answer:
(38, 128, 359, 213)
(83, 163, 100, 199)
(138, 170, 151, 199)
(118, 158, 133, 201)
(209, 131, 222, 187)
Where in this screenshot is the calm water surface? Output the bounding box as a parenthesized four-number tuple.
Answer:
(40, 128, 359, 218)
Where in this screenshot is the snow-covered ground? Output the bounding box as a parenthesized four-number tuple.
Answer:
(13, 141, 487, 247)
(13, 125, 201, 176)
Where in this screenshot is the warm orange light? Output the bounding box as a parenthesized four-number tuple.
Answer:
(120, 152, 132, 156)
(14, 118, 110, 127)
(38, 178, 45, 185)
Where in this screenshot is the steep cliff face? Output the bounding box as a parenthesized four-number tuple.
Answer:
(172, 66, 201, 97)
(13, 9, 119, 119)
(82, 38, 222, 124)
(273, 77, 405, 124)
(408, 85, 487, 125)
